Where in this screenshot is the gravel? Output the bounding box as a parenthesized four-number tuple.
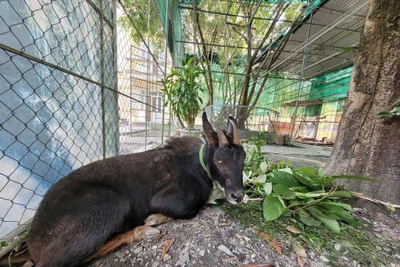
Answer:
(87, 207, 300, 267)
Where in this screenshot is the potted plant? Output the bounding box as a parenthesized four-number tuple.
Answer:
(162, 57, 204, 130)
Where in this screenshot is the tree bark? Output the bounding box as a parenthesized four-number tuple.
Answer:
(325, 0, 400, 205)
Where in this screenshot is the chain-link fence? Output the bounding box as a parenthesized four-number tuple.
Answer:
(0, 0, 172, 251)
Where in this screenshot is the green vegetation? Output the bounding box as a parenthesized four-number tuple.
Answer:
(237, 134, 374, 234)
(377, 97, 400, 119)
(162, 58, 205, 129)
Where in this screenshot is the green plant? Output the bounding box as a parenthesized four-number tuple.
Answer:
(377, 97, 400, 118)
(162, 58, 205, 129)
(261, 167, 374, 233)
(377, 107, 400, 118)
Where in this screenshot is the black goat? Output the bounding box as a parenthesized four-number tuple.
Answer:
(26, 112, 246, 267)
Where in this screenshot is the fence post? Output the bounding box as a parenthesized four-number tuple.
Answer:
(100, 0, 106, 159)
(161, 0, 169, 144)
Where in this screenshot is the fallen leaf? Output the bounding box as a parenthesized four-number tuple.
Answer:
(286, 225, 301, 234)
(292, 241, 307, 258)
(269, 241, 282, 255)
(219, 222, 233, 227)
(257, 231, 272, 242)
(257, 231, 282, 254)
(297, 254, 305, 267)
(160, 238, 175, 261)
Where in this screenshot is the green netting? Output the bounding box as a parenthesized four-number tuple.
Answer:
(181, 0, 308, 3)
(156, 0, 184, 67)
(305, 104, 322, 116)
(308, 67, 352, 102)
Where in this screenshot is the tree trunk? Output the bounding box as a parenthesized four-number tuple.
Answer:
(325, 0, 400, 206)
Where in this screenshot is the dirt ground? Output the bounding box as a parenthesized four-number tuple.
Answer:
(87, 207, 298, 267)
(86, 206, 399, 267)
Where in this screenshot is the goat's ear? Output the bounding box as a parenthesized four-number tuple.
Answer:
(202, 112, 218, 146)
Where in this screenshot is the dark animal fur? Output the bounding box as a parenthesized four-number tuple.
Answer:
(26, 113, 245, 267)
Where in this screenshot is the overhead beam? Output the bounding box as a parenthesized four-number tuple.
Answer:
(266, 0, 368, 75)
(176, 40, 350, 60)
(178, 6, 361, 33)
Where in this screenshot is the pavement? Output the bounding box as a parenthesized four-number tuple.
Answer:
(261, 142, 332, 170)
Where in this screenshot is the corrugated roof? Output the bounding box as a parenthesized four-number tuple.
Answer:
(266, 0, 368, 79)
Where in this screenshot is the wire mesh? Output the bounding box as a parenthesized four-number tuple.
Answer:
(0, 0, 172, 249)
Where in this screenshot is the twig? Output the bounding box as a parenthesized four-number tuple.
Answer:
(295, 185, 339, 212)
(248, 198, 263, 201)
(350, 191, 400, 209)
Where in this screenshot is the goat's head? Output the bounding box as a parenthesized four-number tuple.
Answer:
(202, 112, 246, 204)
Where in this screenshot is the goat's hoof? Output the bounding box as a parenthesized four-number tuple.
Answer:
(134, 226, 161, 239)
(144, 214, 172, 226)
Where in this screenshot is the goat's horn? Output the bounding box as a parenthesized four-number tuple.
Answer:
(229, 116, 241, 145)
(211, 120, 229, 147)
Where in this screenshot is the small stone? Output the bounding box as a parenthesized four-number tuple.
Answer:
(228, 237, 236, 244)
(133, 247, 143, 254)
(115, 251, 125, 258)
(178, 244, 190, 264)
(308, 250, 316, 259)
(163, 254, 171, 261)
(198, 249, 205, 256)
(218, 244, 234, 256)
(151, 262, 159, 267)
(334, 243, 342, 251)
(152, 245, 158, 250)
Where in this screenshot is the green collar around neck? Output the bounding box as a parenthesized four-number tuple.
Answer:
(199, 144, 217, 189)
(199, 143, 208, 173)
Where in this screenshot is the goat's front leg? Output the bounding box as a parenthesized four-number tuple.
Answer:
(144, 214, 173, 226)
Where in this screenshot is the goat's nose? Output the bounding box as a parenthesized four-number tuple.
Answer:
(231, 191, 244, 203)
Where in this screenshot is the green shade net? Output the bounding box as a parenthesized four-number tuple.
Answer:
(156, 0, 184, 67)
(308, 67, 352, 102)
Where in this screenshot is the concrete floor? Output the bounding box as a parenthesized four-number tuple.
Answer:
(261, 142, 332, 170)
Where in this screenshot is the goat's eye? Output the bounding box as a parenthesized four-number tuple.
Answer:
(215, 157, 222, 163)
